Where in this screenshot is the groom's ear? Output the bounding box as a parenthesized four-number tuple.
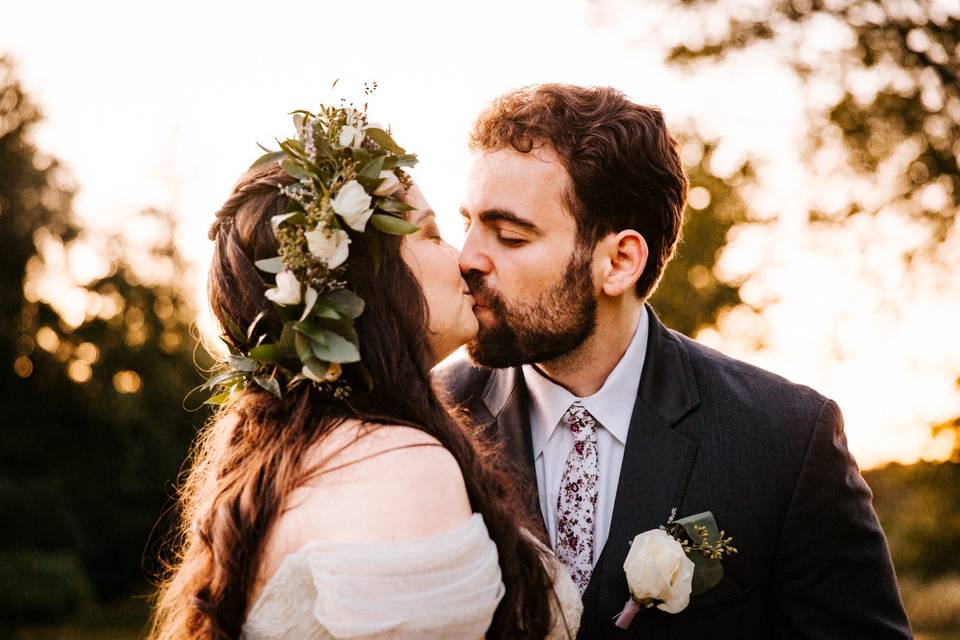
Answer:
(598, 230, 648, 298)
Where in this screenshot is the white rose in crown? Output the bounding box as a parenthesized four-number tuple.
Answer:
(332, 180, 374, 231)
(373, 170, 401, 197)
(614, 510, 737, 630)
(305, 226, 350, 269)
(338, 124, 365, 148)
(265, 270, 302, 306)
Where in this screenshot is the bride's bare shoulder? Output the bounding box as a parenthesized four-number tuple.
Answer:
(259, 420, 473, 574)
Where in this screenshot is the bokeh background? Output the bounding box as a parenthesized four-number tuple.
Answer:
(1, 0, 958, 637)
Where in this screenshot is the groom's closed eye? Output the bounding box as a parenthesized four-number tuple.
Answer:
(459, 206, 541, 242)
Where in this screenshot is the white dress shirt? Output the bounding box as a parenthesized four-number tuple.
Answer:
(521, 307, 649, 566)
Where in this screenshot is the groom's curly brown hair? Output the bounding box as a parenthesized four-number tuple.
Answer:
(470, 83, 688, 300)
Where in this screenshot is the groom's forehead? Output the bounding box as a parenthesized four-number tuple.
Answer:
(465, 149, 572, 220)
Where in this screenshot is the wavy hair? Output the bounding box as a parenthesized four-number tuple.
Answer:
(148, 162, 557, 639)
(470, 83, 688, 300)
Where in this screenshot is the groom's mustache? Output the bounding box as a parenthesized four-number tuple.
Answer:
(463, 271, 501, 312)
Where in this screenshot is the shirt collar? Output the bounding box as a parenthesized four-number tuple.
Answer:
(523, 306, 649, 457)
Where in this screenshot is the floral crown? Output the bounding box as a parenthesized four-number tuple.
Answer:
(206, 95, 419, 404)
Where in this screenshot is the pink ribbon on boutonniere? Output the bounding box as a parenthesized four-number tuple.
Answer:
(613, 598, 653, 629)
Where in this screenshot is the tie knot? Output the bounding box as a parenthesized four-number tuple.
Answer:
(562, 402, 597, 443)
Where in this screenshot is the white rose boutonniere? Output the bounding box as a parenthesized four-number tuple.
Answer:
(332, 180, 374, 231)
(614, 510, 737, 629)
(622, 529, 695, 615)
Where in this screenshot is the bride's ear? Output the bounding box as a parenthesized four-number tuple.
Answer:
(598, 230, 648, 297)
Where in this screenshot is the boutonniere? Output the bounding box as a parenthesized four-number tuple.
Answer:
(613, 509, 737, 629)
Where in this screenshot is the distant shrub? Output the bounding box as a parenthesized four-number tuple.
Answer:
(864, 461, 960, 580)
(0, 549, 93, 625)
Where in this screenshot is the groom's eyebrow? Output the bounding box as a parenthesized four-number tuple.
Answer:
(460, 207, 540, 233)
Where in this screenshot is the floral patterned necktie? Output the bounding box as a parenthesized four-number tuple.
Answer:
(554, 401, 600, 595)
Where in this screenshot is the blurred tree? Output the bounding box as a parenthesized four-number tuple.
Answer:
(597, 0, 960, 453)
(651, 136, 755, 336)
(865, 460, 960, 579)
(0, 55, 211, 626)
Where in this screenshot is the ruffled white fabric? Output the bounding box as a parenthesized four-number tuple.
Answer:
(241, 513, 582, 640)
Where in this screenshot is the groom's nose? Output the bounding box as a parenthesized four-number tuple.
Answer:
(458, 228, 493, 276)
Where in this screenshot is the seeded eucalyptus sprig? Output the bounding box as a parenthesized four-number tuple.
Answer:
(204, 95, 420, 405)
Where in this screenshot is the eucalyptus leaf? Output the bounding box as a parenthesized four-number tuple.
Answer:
(227, 355, 259, 372)
(280, 158, 310, 181)
(218, 306, 246, 346)
(393, 153, 418, 168)
(250, 150, 284, 170)
(325, 289, 365, 319)
(318, 317, 360, 345)
(364, 127, 406, 155)
(350, 147, 373, 167)
(673, 511, 725, 595)
(359, 155, 386, 181)
(254, 375, 283, 399)
(254, 257, 286, 274)
(278, 138, 306, 159)
(311, 330, 361, 364)
(312, 301, 342, 320)
(204, 391, 232, 406)
(370, 213, 419, 235)
(203, 370, 247, 391)
(399, 153, 419, 167)
(294, 331, 314, 362)
(249, 343, 282, 364)
(377, 198, 415, 213)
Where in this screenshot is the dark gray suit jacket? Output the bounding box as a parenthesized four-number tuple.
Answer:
(435, 305, 911, 639)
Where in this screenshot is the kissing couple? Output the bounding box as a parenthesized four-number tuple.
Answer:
(150, 83, 911, 639)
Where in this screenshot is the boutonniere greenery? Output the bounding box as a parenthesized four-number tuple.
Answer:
(613, 509, 737, 629)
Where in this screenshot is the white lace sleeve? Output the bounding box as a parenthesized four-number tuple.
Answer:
(242, 513, 505, 640)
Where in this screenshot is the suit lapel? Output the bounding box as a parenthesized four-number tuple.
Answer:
(581, 306, 702, 623)
(479, 366, 549, 542)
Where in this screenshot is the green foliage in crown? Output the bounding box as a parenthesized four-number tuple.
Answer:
(206, 95, 419, 404)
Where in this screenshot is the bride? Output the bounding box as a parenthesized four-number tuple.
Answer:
(149, 103, 581, 639)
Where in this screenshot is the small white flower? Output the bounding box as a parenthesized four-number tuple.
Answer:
(343, 108, 361, 127)
(304, 226, 350, 269)
(373, 170, 402, 197)
(623, 529, 695, 614)
(338, 125, 365, 148)
(332, 180, 374, 231)
(264, 270, 302, 306)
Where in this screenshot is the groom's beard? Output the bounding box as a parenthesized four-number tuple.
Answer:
(464, 248, 597, 368)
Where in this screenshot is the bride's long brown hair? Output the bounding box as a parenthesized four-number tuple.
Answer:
(149, 162, 558, 639)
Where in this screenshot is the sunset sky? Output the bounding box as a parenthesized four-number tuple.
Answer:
(3, 0, 958, 468)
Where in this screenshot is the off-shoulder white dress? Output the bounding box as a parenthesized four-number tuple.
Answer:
(241, 513, 582, 639)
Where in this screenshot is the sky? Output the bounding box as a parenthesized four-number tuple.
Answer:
(3, 0, 958, 468)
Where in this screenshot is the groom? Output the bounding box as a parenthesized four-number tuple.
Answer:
(437, 84, 911, 639)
